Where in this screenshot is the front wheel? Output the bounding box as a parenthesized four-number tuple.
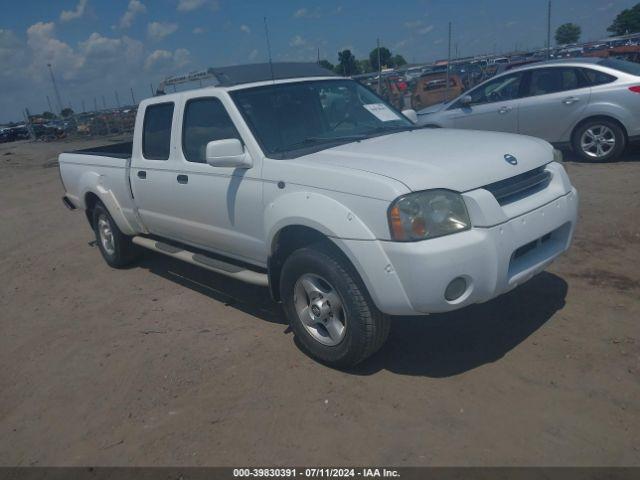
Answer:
(572, 119, 626, 162)
(280, 241, 390, 368)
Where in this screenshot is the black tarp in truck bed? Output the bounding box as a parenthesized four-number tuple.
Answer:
(68, 141, 132, 159)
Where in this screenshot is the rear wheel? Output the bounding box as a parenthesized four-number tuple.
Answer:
(92, 202, 139, 268)
(280, 241, 390, 368)
(572, 119, 626, 162)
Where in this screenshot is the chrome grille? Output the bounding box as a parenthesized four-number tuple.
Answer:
(483, 166, 552, 206)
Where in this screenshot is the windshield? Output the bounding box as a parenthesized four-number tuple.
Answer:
(230, 79, 413, 158)
(598, 58, 640, 76)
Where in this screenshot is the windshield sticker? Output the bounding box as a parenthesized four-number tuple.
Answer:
(363, 103, 401, 122)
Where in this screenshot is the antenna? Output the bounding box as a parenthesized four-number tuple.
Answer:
(263, 17, 275, 82)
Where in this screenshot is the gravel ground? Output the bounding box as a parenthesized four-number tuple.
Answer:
(0, 137, 638, 466)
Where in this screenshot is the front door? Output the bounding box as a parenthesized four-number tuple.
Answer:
(449, 71, 525, 134)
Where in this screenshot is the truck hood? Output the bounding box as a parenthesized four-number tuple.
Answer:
(303, 129, 553, 192)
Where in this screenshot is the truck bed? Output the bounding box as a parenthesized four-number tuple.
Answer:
(67, 141, 132, 159)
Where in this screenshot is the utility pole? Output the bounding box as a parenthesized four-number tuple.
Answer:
(81, 100, 86, 113)
(150, 83, 154, 96)
(47, 63, 63, 114)
(445, 21, 452, 102)
(115, 90, 120, 108)
(130, 87, 136, 105)
(377, 37, 381, 94)
(94, 97, 98, 112)
(547, 0, 552, 60)
(102, 95, 107, 109)
(46, 95, 53, 113)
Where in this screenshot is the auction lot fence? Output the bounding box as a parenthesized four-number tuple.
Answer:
(0, 468, 638, 480)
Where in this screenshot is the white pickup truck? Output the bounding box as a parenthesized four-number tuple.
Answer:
(59, 63, 578, 367)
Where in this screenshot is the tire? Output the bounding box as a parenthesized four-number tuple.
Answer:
(280, 240, 390, 368)
(572, 119, 626, 162)
(92, 202, 139, 268)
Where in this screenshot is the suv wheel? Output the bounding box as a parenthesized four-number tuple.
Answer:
(92, 202, 139, 268)
(572, 119, 626, 162)
(280, 241, 390, 368)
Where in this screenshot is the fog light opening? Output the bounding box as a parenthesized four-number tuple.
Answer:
(445, 277, 468, 302)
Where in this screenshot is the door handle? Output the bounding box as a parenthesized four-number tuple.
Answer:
(562, 96, 580, 105)
(177, 174, 189, 184)
(498, 106, 512, 114)
(137, 170, 146, 179)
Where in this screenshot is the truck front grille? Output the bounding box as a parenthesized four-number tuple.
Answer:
(483, 166, 552, 206)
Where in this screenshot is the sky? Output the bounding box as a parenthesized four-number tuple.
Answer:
(0, 0, 637, 123)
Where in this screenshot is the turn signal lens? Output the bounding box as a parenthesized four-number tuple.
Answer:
(629, 86, 640, 94)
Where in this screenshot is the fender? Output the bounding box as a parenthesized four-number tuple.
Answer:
(265, 191, 377, 251)
(79, 171, 138, 236)
(573, 103, 632, 134)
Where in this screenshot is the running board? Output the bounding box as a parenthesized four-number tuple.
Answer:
(131, 236, 268, 287)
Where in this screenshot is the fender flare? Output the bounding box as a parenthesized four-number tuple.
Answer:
(79, 172, 137, 236)
(264, 191, 377, 252)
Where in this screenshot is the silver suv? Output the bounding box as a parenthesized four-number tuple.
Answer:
(417, 58, 640, 161)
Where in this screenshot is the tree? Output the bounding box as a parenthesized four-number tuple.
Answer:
(335, 49, 360, 76)
(42, 111, 56, 119)
(555, 23, 581, 45)
(391, 54, 407, 68)
(358, 59, 373, 73)
(318, 60, 335, 72)
(607, 3, 640, 36)
(60, 108, 74, 118)
(369, 47, 392, 71)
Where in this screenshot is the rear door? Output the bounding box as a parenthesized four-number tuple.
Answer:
(517, 66, 591, 143)
(448, 71, 524, 133)
(130, 101, 180, 238)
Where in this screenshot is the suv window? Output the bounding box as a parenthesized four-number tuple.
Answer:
(527, 67, 586, 96)
(458, 72, 523, 107)
(182, 97, 240, 163)
(582, 68, 617, 86)
(142, 103, 174, 160)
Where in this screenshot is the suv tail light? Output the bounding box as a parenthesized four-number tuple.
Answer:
(629, 86, 640, 93)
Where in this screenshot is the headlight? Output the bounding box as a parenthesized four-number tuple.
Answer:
(388, 189, 471, 241)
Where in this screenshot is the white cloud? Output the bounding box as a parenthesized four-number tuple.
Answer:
(177, 0, 219, 12)
(144, 48, 191, 71)
(192, 27, 205, 34)
(118, 0, 146, 29)
(417, 25, 434, 35)
(404, 20, 423, 29)
(248, 49, 259, 61)
(147, 22, 178, 41)
(289, 35, 307, 47)
(240, 24, 251, 34)
(505, 20, 518, 28)
(60, 0, 88, 22)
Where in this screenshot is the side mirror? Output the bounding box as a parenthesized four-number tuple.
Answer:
(459, 95, 473, 107)
(401, 109, 418, 124)
(205, 139, 252, 168)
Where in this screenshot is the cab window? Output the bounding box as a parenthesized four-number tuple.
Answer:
(182, 97, 241, 163)
(142, 103, 174, 160)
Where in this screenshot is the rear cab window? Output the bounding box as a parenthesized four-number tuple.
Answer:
(142, 102, 174, 160)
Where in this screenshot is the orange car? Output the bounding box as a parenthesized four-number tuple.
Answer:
(412, 73, 464, 109)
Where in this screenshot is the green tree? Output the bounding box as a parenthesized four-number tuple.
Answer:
(318, 60, 335, 72)
(358, 59, 373, 73)
(60, 108, 74, 118)
(607, 3, 640, 36)
(335, 49, 360, 76)
(369, 46, 392, 71)
(391, 54, 407, 68)
(555, 23, 581, 44)
(42, 111, 56, 119)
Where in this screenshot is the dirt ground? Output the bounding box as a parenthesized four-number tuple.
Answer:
(0, 136, 638, 467)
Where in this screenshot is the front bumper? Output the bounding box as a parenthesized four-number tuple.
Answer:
(341, 188, 578, 316)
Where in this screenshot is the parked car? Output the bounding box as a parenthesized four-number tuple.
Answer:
(417, 58, 640, 161)
(59, 63, 578, 367)
(412, 73, 465, 109)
